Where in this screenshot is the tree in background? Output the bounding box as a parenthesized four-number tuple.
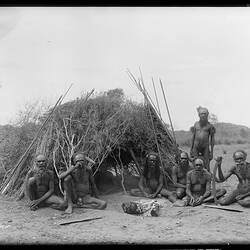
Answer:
(0, 100, 49, 175)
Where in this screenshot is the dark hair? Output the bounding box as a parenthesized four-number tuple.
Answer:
(143, 152, 160, 179)
(233, 150, 247, 161)
(71, 152, 85, 165)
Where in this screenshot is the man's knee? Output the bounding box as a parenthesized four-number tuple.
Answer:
(218, 197, 232, 206)
(176, 189, 185, 199)
(99, 200, 107, 209)
(238, 199, 250, 208)
(218, 188, 227, 196)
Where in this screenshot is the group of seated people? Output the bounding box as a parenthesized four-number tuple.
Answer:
(130, 150, 250, 208)
(25, 149, 250, 214)
(25, 153, 107, 214)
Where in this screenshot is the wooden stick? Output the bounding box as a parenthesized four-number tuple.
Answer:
(129, 148, 142, 175)
(126, 69, 174, 143)
(139, 70, 174, 183)
(152, 77, 161, 119)
(0, 95, 63, 194)
(159, 78, 177, 146)
(202, 204, 244, 212)
(59, 216, 103, 226)
(212, 163, 219, 205)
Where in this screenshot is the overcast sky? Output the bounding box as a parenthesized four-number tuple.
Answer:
(0, 7, 250, 130)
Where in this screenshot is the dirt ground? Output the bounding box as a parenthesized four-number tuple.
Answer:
(1, 144, 250, 244)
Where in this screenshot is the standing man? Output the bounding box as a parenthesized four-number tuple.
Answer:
(190, 106, 216, 172)
(215, 150, 250, 207)
(59, 153, 107, 214)
(25, 154, 66, 211)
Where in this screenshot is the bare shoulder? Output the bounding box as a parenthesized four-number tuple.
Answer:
(203, 169, 212, 180)
(194, 121, 200, 128)
(172, 165, 178, 173)
(47, 169, 55, 178)
(187, 169, 194, 177)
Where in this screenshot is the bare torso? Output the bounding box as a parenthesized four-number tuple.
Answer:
(193, 122, 213, 149)
(71, 167, 91, 197)
(33, 169, 53, 198)
(175, 165, 193, 185)
(144, 171, 160, 193)
(188, 169, 211, 196)
(232, 163, 250, 193)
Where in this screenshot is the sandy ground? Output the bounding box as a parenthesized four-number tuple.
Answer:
(0, 192, 250, 244)
(1, 144, 250, 244)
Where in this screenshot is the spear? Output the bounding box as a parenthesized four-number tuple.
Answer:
(152, 77, 162, 119)
(138, 69, 174, 183)
(0, 95, 63, 194)
(159, 78, 177, 148)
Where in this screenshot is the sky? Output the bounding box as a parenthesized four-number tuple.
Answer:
(0, 7, 250, 130)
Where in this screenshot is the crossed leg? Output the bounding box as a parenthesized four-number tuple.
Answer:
(160, 188, 178, 203)
(237, 196, 250, 207)
(130, 187, 152, 197)
(218, 189, 240, 206)
(81, 195, 107, 209)
(44, 195, 67, 210)
(203, 188, 227, 203)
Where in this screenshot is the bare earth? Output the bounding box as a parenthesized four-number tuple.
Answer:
(0, 192, 250, 244)
(1, 144, 250, 244)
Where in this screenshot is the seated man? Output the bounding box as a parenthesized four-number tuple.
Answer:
(130, 152, 176, 201)
(25, 154, 66, 211)
(180, 158, 226, 207)
(58, 153, 107, 214)
(171, 152, 193, 200)
(215, 150, 250, 207)
(130, 152, 163, 198)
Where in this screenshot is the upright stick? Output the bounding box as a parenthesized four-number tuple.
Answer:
(0, 95, 63, 194)
(138, 70, 174, 183)
(152, 77, 162, 119)
(159, 78, 177, 147)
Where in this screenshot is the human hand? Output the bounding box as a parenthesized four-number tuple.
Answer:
(236, 194, 245, 201)
(189, 196, 195, 206)
(193, 196, 203, 206)
(28, 199, 41, 210)
(150, 193, 157, 199)
(215, 156, 223, 164)
(75, 162, 82, 168)
(144, 193, 152, 198)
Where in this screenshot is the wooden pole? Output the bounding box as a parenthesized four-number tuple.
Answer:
(138, 70, 174, 183)
(152, 77, 161, 119)
(159, 78, 177, 147)
(0, 95, 63, 194)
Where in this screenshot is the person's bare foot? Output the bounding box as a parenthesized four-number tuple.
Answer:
(30, 205, 38, 211)
(65, 205, 73, 214)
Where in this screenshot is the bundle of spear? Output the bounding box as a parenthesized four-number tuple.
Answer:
(127, 69, 179, 183)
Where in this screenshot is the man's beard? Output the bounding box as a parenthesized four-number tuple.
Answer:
(180, 161, 188, 168)
(35, 167, 48, 178)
